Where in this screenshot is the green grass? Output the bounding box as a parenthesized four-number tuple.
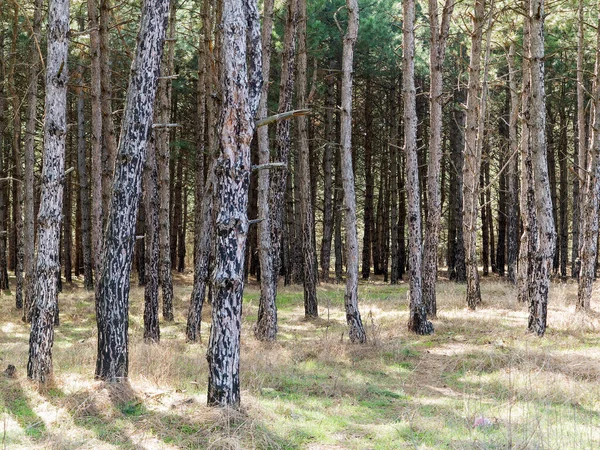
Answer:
(1, 276, 600, 449)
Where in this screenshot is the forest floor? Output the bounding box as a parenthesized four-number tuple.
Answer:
(1, 274, 600, 449)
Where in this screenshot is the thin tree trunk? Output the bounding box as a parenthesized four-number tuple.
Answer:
(0, 31, 7, 292)
(390, 84, 400, 285)
(206, 0, 262, 407)
(404, 0, 433, 334)
(95, 0, 170, 381)
(558, 87, 568, 279)
(423, 0, 454, 316)
(462, 0, 486, 309)
(27, 0, 69, 383)
(88, 0, 104, 279)
(334, 142, 343, 284)
(506, 44, 519, 284)
(362, 80, 375, 280)
(577, 9, 600, 312)
(297, 0, 318, 317)
(24, 0, 43, 314)
(63, 140, 73, 284)
(340, 0, 366, 343)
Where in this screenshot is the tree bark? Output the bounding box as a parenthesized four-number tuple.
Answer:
(362, 79, 375, 280)
(390, 84, 400, 285)
(27, 0, 69, 383)
(0, 31, 7, 292)
(296, 0, 318, 317)
(577, 9, 600, 312)
(527, 0, 555, 335)
(95, 0, 170, 381)
(506, 44, 519, 284)
(404, 0, 433, 335)
(423, 0, 454, 317)
(462, 0, 485, 309)
(206, 0, 262, 407)
(340, 0, 366, 343)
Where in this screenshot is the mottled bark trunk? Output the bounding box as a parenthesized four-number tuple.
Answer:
(506, 44, 519, 284)
(76, 75, 94, 290)
(404, 0, 433, 335)
(157, 4, 176, 321)
(95, 0, 170, 381)
(462, 0, 485, 309)
(340, 0, 366, 343)
(24, 0, 43, 314)
(206, 0, 262, 407)
(320, 64, 336, 283)
(88, 0, 103, 279)
(577, 10, 600, 312)
(527, 0, 555, 335)
(297, 0, 318, 317)
(27, 0, 69, 383)
(423, 0, 454, 316)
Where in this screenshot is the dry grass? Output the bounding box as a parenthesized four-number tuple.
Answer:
(1, 275, 600, 449)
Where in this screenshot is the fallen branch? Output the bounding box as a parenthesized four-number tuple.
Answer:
(256, 109, 310, 128)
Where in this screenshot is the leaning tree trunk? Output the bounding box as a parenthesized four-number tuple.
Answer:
(423, 0, 454, 317)
(462, 0, 485, 310)
(338, 0, 366, 343)
(527, 0, 555, 335)
(95, 0, 170, 381)
(23, 0, 43, 317)
(404, 0, 433, 335)
(297, 0, 318, 317)
(206, 0, 262, 407)
(577, 10, 600, 312)
(27, 0, 69, 383)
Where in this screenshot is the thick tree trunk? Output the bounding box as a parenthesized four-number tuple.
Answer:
(577, 11, 600, 312)
(157, 4, 176, 321)
(423, 0, 454, 316)
(24, 0, 43, 314)
(462, 0, 485, 309)
(340, 0, 366, 343)
(404, 0, 433, 335)
(297, 0, 318, 317)
(206, 0, 262, 407)
(527, 0, 555, 335)
(95, 0, 170, 381)
(27, 0, 69, 383)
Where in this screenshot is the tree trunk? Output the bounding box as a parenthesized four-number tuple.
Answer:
(462, 0, 485, 309)
(423, 0, 454, 316)
(390, 85, 400, 285)
(157, 3, 176, 321)
(27, 0, 69, 383)
(506, 44, 519, 284)
(88, 0, 104, 279)
(63, 140, 73, 284)
(206, 0, 262, 407)
(577, 10, 600, 312)
(24, 0, 43, 314)
(340, 0, 366, 343)
(362, 80, 375, 280)
(334, 141, 343, 284)
(95, 0, 170, 381)
(320, 62, 336, 283)
(527, 0, 555, 335)
(558, 87, 568, 279)
(480, 161, 489, 276)
(143, 132, 160, 343)
(404, 0, 433, 335)
(297, 0, 318, 317)
(0, 32, 7, 292)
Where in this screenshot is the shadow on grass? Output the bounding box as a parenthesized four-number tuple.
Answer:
(0, 377, 47, 440)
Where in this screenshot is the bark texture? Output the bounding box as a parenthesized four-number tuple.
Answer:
(95, 0, 170, 381)
(27, 0, 69, 383)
